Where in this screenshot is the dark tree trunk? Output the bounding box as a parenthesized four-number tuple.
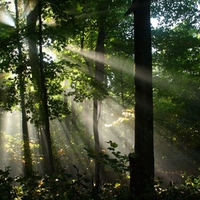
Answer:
(93, 27, 105, 193)
(38, 0, 55, 174)
(15, 0, 33, 177)
(26, 0, 54, 174)
(129, 0, 154, 195)
(93, 99, 101, 191)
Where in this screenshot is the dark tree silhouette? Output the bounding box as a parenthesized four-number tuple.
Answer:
(127, 0, 154, 195)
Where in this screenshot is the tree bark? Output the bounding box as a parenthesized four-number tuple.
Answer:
(93, 27, 105, 193)
(15, 0, 33, 177)
(38, 0, 55, 174)
(93, 5, 107, 192)
(129, 0, 154, 195)
(26, 0, 54, 174)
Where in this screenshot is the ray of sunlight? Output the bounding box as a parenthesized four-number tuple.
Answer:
(66, 44, 134, 74)
(0, 110, 23, 176)
(0, 8, 15, 27)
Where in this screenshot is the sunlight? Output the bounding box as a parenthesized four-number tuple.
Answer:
(73, 98, 133, 154)
(24, 0, 38, 16)
(0, 111, 23, 176)
(101, 98, 134, 153)
(43, 47, 57, 61)
(66, 44, 152, 86)
(66, 44, 134, 74)
(51, 117, 93, 174)
(55, 69, 195, 185)
(151, 18, 158, 28)
(0, 0, 199, 198)
(0, 9, 15, 27)
(48, 96, 134, 177)
(0, 109, 41, 175)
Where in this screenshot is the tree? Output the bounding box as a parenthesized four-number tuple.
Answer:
(92, 1, 109, 193)
(15, 0, 33, 177)
(152, 12, 200, 150)
(26, 0, 55, 173)
(126, 0, 154, 195)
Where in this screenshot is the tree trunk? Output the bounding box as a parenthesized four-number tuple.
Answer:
(129, 0, 154, 195)
(93, 26, 105, 194)
(38, 0, 55, 174)
(15, 0, 33, 177)
(27, 0, 54, 174)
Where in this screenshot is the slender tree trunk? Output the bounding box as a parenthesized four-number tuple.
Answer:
(26, 0, 54, 174)
(27, 3, 40, 86)
(80, 28, 93, 76)
(120, 68, 125, 108)
(38, 0, 54, 174)
(129, 0, 154, 195)
(93, 27, 105, 194)
(92, 2, 110, 194)
(120, 66, 127, 149)
(93, 99, 101, 189)
(15, 0, 32, 177)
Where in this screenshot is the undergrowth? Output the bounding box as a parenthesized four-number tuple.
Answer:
(0, 142, 200, 199)
(1, 167, 200, 199)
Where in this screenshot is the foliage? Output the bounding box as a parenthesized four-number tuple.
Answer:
(151, 0, 200, 28)
(85, 140, 130, 177)
(152, 0, 200, 152)
(0, 167, 15, 200)
(0, 131, 41, 173)
(1, 163, 200, 199)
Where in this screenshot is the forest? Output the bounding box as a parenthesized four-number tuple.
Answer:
(0, 0, 200, 199)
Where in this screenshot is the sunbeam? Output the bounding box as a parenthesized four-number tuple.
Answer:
(24, 0, 38, 16)
(0, 111, 23, 176)
(0, 109, 42, 176)
(51, 117, 94, 175)
(70, 98, 133, 155)
(0, 9, 15, 27)
(48, 95, 134, 180)
(66, 44, 134, 74)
